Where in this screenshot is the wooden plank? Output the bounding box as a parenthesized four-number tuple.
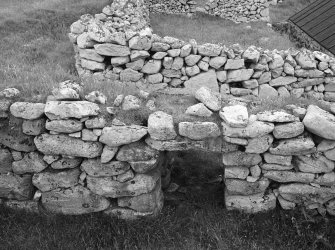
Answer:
(313, 24, 335, 43)
(290, 0, 326, 22)
(304, 7, 335, 36)
(290, 0, 331, 23)
(321, 33, 335, 47)
(297, 2, 335, 27)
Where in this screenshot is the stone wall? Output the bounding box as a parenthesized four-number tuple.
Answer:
(69, 0, 335, 102)
(145, 0, 271, 23)
(2, 82, 335, 217)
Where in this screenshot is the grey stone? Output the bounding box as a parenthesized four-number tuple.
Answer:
(222, 120, 274, 138)
(185, 103, 213, 117)
(222, 151, 262, 166)
(10, 102, 45, 120)
(148, 111, 177, 140)
(81, 159, 130, 177)
(46, 119, 83, 133)
(257, 110, 296, 123)
(226, 69, 254, 83)
(263, 170, 315, 183)
(12, 152, 48, 174)
(179, 122, 220, 140)
(225, 178, 270, 195)
(273, 122, 304, 139)
(263, 153, 292, 166)
(219, 105, 248, 128)
(225, 167, 249, 179)
(51, 157, 82, 169)
(245, 134, 273, 154)
(94, 43, 130, 56)
(0, 174, 34, 200)
(294, 155, 334, 174)
(269, 136, 315, 155)
(195, 86, 221, 111)
(116, 141, 159, 161)
(184, 70, 219, 94)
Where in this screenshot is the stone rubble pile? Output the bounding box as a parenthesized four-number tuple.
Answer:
(69, 0, 335, 102)
(146, 0, 271, 23)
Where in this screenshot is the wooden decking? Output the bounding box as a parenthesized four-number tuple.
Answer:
(289, 0, 335, 54)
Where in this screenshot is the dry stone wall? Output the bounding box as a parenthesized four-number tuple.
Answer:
(70, 0, 335, 102)
(146, 0, 271, 23)
(2, 82, 335, 218)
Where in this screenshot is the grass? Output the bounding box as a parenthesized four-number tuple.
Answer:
(1, 1, 335, 248)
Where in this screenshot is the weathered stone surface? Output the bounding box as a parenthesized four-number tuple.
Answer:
(209, 56, 227, 69)
(85, 116, 106, 129)
(79, 49, 104, 62)
(225, 191, 276, 213)
(120, 68, 143, 81)
(81, 59, 105, 71)
(263, 170, 315, 183)
(222, 151, 262, 166)
(195, 86, 221, 111)
(292, 78, 324, 88)
(269, 77, 297, 87)
(224, 59, 244, 70)
(257, 110, 296, 123)
(41, 185, 110, 215)
(223, 136, 248, 146)
(12, 152, 48, 174)
(121, 95, 141, 111)
(51, 157, 82, 169)
(294, 155, 334, 174)
(185, 103, 213, 117)
(129, 36, 152, 50)
(99, 125, 147, 147)
(273, 122, 304, 139)
(85, 91, 107, 104)
(185, 54, 202, 66)
(145, 136, 235, 152)
(22, 118, 45, 136)
(197, 43, 221, 57)
(295, 52, 317, 69)
(179, 122, 220, 140)
(226, 69, 254, 83)
(34, 134, 103, 158)
(45, 119, 83, 133)
(245, 134, 273, 154)
(118, 181, 163, 213)
(10, 102, 45, 120)
(326, 199, 335, 216)
(141, 60, 162, 74)
(225, 167, 249, 179)
(243, 47, 260, 63)
(258, 84, 278, 98)
(269, 136, 315, 155)
(263, 153, 292, 166)
(303, 105, 335, 140)
(81, 159, 130, 177)
(324, 148, 335, 161)
(129, 159, 159, 174)
(116, 141, 159, 161)
(32, 168, 80, 192)
(279, 183, 335, 204)
(0, 149, 13, 174)
(222, 121, 274, 138)
(87, 169, 160, 198)
(261, 163, 293, 171)
(184, 70, 219, 94)
(45, 101, 99, 120)
(0, 174, 34, 200)
(226, 178, 270, 195)
(278, 196, 296, 210)
(148, 111, 177, 140)
(94, 43, 130, 56)
(313, 172, 335, 186)
(317, 140, 335, 152)
(101, 146, 118, 163)
(219, 105, 248, 128)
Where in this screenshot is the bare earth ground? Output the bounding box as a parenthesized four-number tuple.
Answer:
(1, 0, 335, 249)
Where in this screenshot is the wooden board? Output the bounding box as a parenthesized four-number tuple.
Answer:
(289, 0, 335, 54)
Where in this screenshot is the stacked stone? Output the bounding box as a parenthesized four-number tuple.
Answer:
(146, 0, 270, 23)
(221, 104, 335, 215)
(68, 1, 335, 102)
(0, 83, 164, 220)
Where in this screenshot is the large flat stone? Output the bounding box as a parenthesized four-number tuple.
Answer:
(225, 191, 276, 213)
(41, 185, 110, 215)
(303, 105, 335, 140)
(34, 134, 103, 158)
(94, 43, 130, 56)
(45, 101, 100, 120)
(87, 168, 160, 198)
(32, 168, 80, 192)
(148, 111, 177, 140)
(222, 121, 274, 138)
(263, 170, 315, 183)
(226, 69, 254, 83)
(12, 152, 48, 174)
(278, 183, 335, 204)
(222, 151, 262, 166)
(81, 159, 130, 177)
(183, 70, 219, 94)
(99, 125, 148, 147)
(294, 155, 334, 174)
(268, 136, 315, 155)
(273, 122, 304, 139)
(225, 178, 270, 195)
(179, 122, 220, 140)
(116, 141, 159, 161)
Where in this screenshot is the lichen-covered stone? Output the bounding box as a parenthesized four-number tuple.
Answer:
(32, 168, 80, 192)
(268, 136, 315, 155)
(222, 151, 262, 166)
(81, 159, 130, 177)
(12, 152, 48, 174)
(148, 111, 177, 140)
(99, 125, 148, 147)
(179, 122, 220, 140)
(10, 102, 45, 120)
(34, 134, 103, 158)
(41, 185, 110, 215)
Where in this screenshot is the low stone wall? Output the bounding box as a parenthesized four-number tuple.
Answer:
(145, 0, 271, 23)
(2, 81, 335, 217)
(69, 0, 335, 102)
